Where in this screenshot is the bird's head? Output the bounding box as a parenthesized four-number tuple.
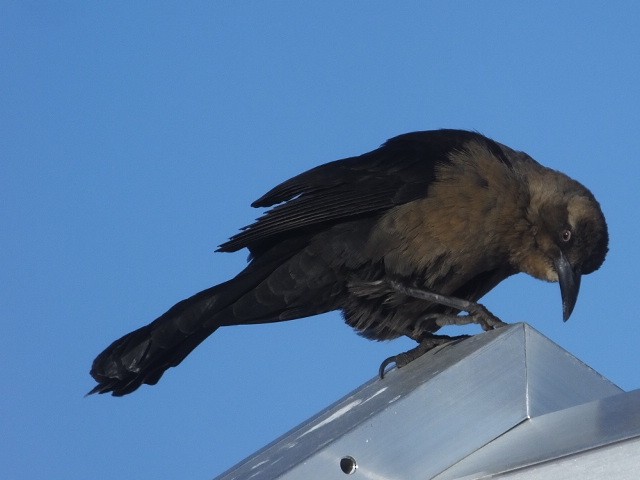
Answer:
(514, 170, 608, 321)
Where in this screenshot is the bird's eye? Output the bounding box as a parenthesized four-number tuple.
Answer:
(560, 229, 572, 243)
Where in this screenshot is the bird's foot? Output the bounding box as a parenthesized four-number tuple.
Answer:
(387, 280, 507, 331)
(433, 305, 506, 332)
(379, 334, 469, 378)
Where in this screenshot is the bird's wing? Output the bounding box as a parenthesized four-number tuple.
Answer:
(217, 130, 506, 253)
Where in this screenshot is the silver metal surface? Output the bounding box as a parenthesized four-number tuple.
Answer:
(495, 436, 640, 480)
(522, 325, 620, 417)
(214, 323, 625, 480)
(437, 388, 640, 479)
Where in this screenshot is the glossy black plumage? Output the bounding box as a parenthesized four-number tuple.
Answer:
(89, 129, 608, 396)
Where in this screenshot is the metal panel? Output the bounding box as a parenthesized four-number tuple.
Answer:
(495, 437, 640, 480)
(523, 326, 620, 417)
(436, 388, 640, 479)
(214, 324, 623, 480)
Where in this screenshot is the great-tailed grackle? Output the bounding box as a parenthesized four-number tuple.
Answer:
(89, 129, 608, 396)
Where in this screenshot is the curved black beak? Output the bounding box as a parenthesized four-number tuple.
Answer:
(554, 252, 581, 321)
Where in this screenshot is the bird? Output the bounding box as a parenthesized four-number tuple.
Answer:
(89, 129, 608, 396)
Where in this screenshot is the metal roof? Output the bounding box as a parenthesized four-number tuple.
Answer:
(214, 323, 639, 479)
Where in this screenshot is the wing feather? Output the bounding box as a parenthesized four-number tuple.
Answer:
(217, 130, 505, 253)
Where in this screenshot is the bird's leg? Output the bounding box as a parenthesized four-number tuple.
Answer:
(377, 280, 508, 378)
(379, 333, 469, 378)
(387, 280, 507, 331)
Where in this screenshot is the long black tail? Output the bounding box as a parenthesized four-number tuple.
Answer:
(89, 282, 237, 396)
(88, 245, 299, 396)
(89, 233, 345, 396)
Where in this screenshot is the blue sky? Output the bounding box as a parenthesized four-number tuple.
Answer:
(2, 2, 640, 479)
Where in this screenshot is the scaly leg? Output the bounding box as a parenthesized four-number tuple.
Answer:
(387, 280, 507, 331)
(379, 333, 469, 378)
(377, 280, 507, 377)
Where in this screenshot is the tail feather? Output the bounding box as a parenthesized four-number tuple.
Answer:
(89, 234, 336, 396)
(89, 285, 224, 396)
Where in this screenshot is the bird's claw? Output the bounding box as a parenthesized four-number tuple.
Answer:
(379, 355, 399, 379)
(379, 334, 470, 378)
(382, 280, 507, 331)
(469, 304, 507, 331)
(427, 306, 507, 332)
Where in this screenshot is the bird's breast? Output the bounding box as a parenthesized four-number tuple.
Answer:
(366, 145, 531, 294)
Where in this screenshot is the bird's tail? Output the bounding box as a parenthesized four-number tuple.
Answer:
(89, 276, 254, 396)
(89, 234, 339, 396)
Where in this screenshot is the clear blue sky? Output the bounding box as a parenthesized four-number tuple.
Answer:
(2, 2, 639, 479)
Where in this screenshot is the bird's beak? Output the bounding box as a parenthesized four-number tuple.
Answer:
(554, 252, 581, 321)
